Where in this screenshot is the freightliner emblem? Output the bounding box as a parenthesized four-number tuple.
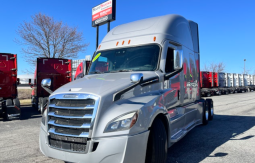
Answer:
(63, 94, 78, 98)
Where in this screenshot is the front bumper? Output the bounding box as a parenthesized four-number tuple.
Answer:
(39, 127, 149, 163)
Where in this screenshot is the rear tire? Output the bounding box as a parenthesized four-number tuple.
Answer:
(206, 99, 214, 120)
(145, 118, 167, 163)
(202, 101, 208, 125)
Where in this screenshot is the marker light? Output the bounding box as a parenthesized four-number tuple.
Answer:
(98, 45, 101, 49)
(122, 41, 125, 45)
(128, 40, 131, 44)
(153, 36, 156, 41)
(116, 42, 119, 46)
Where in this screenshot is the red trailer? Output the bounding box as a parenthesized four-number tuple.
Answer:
(200, 71, 221, 96)
(213, 72, 219, 87)
(74, 60, 91, 80)
(31, 58, 72, 113)
(0, 53, 20, 120)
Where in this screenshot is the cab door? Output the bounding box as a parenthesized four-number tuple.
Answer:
(184, 51, 198, 128)
(162, 41, 185, 137)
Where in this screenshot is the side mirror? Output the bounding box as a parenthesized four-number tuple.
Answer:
(41, 78, 53, 94)
(28, 79, 32, 85)
(41, 78, 51, 88)
(17, 78, 20, 85)
(130, 73, 143, 83)
(174, 49, 183, 70)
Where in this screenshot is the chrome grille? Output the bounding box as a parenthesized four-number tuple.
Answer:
(47, 94, 100, 153)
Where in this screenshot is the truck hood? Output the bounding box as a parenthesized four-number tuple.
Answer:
(52, 72, 159, 97)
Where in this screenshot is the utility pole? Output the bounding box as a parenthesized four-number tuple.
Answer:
(96, 25, 99, 49)
(107, 21, 110, 32)
(244, 59, 246, 74)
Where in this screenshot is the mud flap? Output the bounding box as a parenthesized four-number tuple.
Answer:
(6, 99, 21, 119)
(0, 101, 3, 117)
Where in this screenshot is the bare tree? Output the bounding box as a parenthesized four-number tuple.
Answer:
(209, 62, 217, 72)
(203, 63, 209, 71)
(202, 62, 226, 72)
(216, 62, 226, 72)
(16, 13, 88, 66)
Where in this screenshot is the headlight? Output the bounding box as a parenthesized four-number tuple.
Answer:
(104, 111, 138, 133)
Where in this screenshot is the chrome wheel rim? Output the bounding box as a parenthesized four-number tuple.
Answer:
(205, 111, 209, 120)
(40, 104, 43, 113)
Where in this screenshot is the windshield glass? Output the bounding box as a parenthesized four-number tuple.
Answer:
(89, 45, 160, 74)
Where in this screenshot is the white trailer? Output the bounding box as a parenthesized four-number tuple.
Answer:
(238, 74, 243, 86)
(243, 74, 248, 86)
(233, 73, 239, 87)
(219, 72, 227, 88)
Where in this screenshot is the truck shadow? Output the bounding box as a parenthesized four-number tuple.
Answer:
(0, 105, 41, 122)
(167, 114, 255, 163)
(20, 105, 41, 120)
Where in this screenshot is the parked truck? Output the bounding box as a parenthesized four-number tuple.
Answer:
(31, 58, 72, 113)
(0, 53, 21, 120)
(39, 14, 214, 163)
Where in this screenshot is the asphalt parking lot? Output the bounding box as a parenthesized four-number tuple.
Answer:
(1, 91, 255, 163)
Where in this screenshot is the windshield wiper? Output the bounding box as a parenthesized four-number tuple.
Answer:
(106, 71, 118, 73)
(90, 71, 104, 74)
(104, 70, 133, 73)
(117, 69, 133, 72)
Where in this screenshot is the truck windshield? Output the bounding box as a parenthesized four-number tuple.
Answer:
(89, 45, 160, 74)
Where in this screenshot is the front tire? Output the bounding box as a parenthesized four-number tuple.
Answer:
(145, 118, 167, 163)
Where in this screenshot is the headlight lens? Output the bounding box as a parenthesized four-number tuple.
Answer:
(104, 112, 138, 133)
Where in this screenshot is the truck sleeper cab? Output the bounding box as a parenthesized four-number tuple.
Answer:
(0, 53, 20, 120)
(31, 58, 72, 114)
(39, 14, 213, 163)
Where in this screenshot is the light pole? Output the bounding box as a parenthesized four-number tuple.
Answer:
(244, 59, 246, 74)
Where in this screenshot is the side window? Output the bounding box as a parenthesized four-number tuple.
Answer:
(165, 48, 174, 73)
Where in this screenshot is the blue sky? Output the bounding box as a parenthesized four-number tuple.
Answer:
(0, 0, 254, 75)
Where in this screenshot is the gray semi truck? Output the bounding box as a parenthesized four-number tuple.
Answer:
(39, 14, 214, 163)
